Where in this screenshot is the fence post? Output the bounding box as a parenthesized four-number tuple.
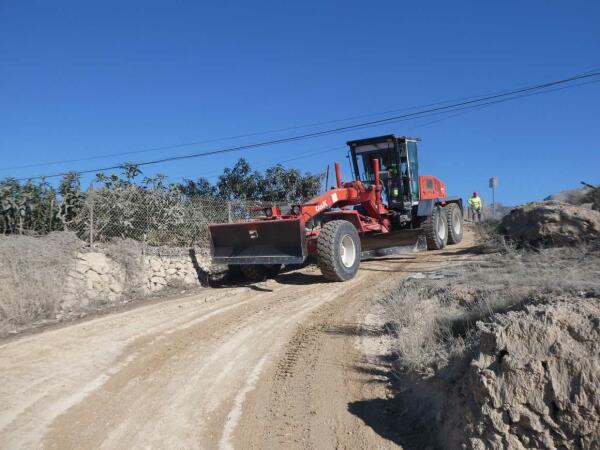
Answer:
(88, 189, 94, 246)
(18, 210, 23, 235)
(196, 198, 203, 245)
(49, 197, 54, 231)
(227, 201, 232, 223)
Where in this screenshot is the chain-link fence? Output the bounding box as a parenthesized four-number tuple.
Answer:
(65, 189, 278, 249)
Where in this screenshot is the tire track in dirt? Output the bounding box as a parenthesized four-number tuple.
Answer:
(1, 284, 280, 449)
(234, 232, 476, 449)
(42, 280, 342, 449)
(0, 265, 366, 449)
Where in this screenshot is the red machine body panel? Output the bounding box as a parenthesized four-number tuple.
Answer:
(419, 175, 447, 200)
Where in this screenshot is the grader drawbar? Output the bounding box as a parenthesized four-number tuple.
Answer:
(209, 134, 463, 282)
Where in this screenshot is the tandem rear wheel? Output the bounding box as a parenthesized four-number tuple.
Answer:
(422, 203, 463, 250)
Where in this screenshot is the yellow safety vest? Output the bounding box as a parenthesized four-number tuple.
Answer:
(468, 196, 482, 209)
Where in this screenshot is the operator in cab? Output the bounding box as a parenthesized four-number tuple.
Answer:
(468, 192, 482, 222)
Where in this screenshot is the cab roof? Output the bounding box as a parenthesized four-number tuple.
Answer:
(346, 134, 421, 147)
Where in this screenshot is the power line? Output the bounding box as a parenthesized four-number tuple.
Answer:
(203, 107, 497, 182)
(3, 68, 599, 173)
(202, 108, 494, 181)
(14, 70, 600, 181)
(0, 96, 492, 172)
(323, 77, 600, 136)
(201, 105, 488, 181)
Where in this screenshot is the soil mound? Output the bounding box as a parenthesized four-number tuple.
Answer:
(500, 201, 600, 246)
(546, 186, 600, 211)
(447, 295, 600, 449)
(585, 187, 600, 211)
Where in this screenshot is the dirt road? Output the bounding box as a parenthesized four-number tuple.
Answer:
(0, 232, 474, 450)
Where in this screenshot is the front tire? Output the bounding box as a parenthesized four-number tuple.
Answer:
(422, 206, 448, 250)
(445, 203, 464, 245)
(317, 220, 361, 282)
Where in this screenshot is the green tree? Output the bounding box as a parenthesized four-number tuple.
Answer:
(121, 162, 142, 182)
(258, 164, 322, 203)
(57, 172, 85, 230)
(0, 178, 21, 234)
(215, 158, 322, 202)
(178, 178, 217, 198)
(142, 173, 169, 192)
(216, 158, 261, 200)
(0, 157, 322, 239)
(21, 178, 58, 233)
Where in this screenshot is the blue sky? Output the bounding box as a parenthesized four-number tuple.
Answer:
(1, 1, 599, 206)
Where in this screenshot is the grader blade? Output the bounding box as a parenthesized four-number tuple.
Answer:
(209, 218, 307, 265)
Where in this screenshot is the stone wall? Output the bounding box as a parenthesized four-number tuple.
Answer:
(63, 248, 208, 309)
(0, 232, 218, 335)
(145, 253, 203, 292)
(65, 252, 126, 307)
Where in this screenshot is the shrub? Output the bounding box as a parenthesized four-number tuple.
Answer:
(0, 232, 83, 333)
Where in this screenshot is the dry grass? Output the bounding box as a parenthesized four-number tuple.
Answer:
(381, 231, 600, 376)
(0, 232, 83, 333)
(0, 232, 210, 336)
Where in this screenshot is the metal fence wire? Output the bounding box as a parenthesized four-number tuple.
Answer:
(5, 186, 484, 248)
(67, 189, 277, 248)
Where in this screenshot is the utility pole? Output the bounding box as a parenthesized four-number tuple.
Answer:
(489, 176, 498, 218)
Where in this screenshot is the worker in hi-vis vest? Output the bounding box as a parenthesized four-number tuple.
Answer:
(468, 192, 482, 222)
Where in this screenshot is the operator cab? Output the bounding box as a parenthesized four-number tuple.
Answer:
(347, 135, 420, 212)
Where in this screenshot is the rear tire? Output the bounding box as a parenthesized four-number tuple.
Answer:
(317, 220, 361, 282)
(240, 264, 281, 282)
(445, 203, 464, 245)
(422, 206, 448, 250)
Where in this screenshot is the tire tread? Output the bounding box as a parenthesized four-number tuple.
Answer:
(422, 206, 448, 250)
(317, 220, 359, 281)
(445, 203, 463, 245)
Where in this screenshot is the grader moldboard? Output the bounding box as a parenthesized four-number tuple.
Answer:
(209, 135, 464, 282)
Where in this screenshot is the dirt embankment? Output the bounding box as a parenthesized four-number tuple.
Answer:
(453, 295, 600, 449)
(379, 203, 600, 449)
(382, 252, 599, 448)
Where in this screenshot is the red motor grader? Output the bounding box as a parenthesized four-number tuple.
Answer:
(209, 135, 463, 282)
